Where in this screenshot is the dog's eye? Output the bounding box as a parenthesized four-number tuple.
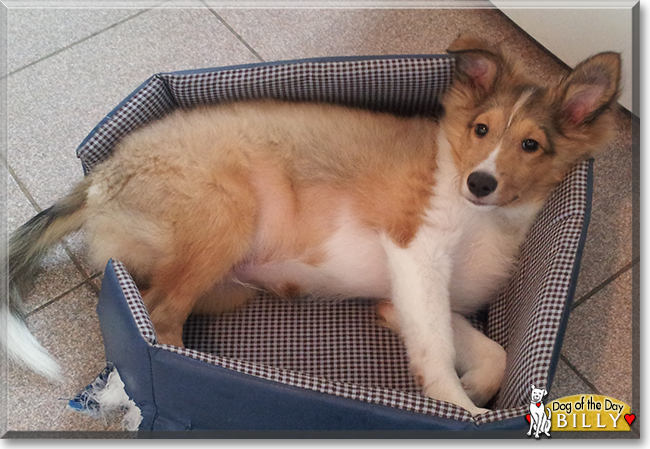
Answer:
(522, 139, 539, 152)
(474, 123, 489, 137)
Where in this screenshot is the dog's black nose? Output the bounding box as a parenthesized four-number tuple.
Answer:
(467, 171, 498, 198)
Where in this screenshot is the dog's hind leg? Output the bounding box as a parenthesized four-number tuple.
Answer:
(453, 313, 507, 407)
(191, 281, 258, 315)
(376, 300, 401, 333)
(140, 176, 258, 347)
(144, 235, 255, 347)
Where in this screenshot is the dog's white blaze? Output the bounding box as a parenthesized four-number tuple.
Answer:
(474, 143, 501, 176)
(469, 88, 535, 198)
(507, 88, 535, 128)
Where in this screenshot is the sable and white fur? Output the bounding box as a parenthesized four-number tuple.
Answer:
(3, 36, 621, 416)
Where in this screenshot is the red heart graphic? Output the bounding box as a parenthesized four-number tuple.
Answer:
(536, 402, 541, 407)
(624, 414, 635, 426)
(526, 414, 531, 423)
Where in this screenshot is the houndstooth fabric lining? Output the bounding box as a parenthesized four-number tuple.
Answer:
(77, 56, 453, 173)
(94, 55, 589, 427)
(182, 297, 418, 392)
(111, 261, 157, 345)
(488, 161, 589, 409)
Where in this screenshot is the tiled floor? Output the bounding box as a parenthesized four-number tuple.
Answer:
(2, 1, 637, 436)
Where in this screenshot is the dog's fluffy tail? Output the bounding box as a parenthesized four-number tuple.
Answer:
(2, 177, 92, 380)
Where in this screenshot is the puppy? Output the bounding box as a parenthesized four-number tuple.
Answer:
(3, 36, 621, 416)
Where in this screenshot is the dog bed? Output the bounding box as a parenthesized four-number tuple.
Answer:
(79, 55, 592, 435)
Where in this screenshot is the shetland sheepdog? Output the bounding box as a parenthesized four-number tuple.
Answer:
(3, 36, 620, 415)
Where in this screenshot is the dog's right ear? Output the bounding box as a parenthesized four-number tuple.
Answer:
(531, 385, 536, 390)
(446, 35, 503, 95)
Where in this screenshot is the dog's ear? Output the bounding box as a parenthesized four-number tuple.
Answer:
(531, 385, 536, 390)
(555, 52, 621, 131)
(446, 34, 503, 94)
(542, 389, 548, 396)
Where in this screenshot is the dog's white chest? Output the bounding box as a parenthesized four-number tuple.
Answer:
(447, 215, 522, 312)
(423, 134, 526, 313)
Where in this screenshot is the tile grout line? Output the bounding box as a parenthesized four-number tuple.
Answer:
(201, 0, 265, 63)
(26, 274, 100, 317)
(572, 259, 638, 310)
(1, 7, 153, 81)
(1, 157, 43, 213)
(63, 245, 99, 294)
(559, 353, 601, 396)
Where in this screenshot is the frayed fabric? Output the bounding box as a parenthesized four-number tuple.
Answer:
(67, 362, 142, 431)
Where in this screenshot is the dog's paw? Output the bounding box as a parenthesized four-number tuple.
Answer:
(460, 368, 502, 407)
(376, 300, 401, 333)
(459, 340, 507, 406)
(468, 406, 490, 416)
(419, 373, 489, 415)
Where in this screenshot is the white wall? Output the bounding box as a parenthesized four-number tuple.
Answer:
(492, 1, 635, 113)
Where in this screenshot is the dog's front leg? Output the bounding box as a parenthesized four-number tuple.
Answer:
(381, 232, 487, 416)
(453, 313, 507, 406)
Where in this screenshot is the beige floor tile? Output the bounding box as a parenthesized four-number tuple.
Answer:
(562, 269, 633, 407)
(494, 21, 569, 86)
(213, 7, 516, 60)
(548, 359, 596, 402)
(7, 8, 145, 74)
(6, 285, 123, 432)
(574, 111, 634, 299)
(7, 6, 260, 210)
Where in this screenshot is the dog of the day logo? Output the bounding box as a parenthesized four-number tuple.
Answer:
(525, 391, 634, 435)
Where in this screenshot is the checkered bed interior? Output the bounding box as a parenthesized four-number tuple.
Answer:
(84, 55, 588, 426)
(77, 56, 453, 173)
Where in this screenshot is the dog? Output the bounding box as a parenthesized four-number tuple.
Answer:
(2, 35, 620, 416)
(528, 385, 552, 438)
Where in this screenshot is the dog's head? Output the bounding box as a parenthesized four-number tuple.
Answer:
(531, 384, 548, 403)
(441, 35, 621, 209)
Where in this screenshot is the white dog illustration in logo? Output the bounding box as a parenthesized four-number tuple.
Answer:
(527, 385, 552, 438)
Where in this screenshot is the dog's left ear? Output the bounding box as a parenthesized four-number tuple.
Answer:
(446, 35, 503, 95)
(542, 389, 548, 396)
(555, 52, 621, 131)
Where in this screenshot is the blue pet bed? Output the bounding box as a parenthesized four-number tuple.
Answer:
(76, 54, 592, 436)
